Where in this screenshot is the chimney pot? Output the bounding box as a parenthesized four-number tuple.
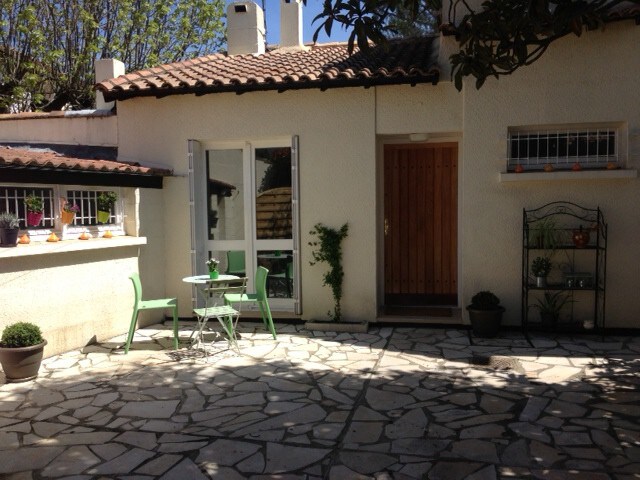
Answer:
(280, 0, 303, 48)
(95, 59, 125, 110)
(227, 1, 265, 56)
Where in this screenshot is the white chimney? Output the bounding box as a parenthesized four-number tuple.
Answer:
(95, 59, 125, 110)
(280, 0, 303, 48)
(227, 1, 266, 56)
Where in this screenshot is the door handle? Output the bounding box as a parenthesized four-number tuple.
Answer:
(384, 218, 389, 236)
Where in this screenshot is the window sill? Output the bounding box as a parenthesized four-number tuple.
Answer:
(500, 169, 637, 183)
(0, 236, 147, 258)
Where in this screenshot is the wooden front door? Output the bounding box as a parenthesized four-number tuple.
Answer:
(383, 143, 458, 307)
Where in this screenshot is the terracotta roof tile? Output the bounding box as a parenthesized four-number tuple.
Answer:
(0, 145, 171, 176)
(97, 37, 439, 101)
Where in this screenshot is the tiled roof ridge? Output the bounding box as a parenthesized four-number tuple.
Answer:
(96, 36, 440, 101)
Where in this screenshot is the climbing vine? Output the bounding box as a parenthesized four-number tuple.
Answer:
(309, 222, 349, 321)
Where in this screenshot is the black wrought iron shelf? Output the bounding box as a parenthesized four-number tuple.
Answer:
(522, 201, 607, 345)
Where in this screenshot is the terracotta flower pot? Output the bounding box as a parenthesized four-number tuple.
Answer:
(61, 210, 75, 224)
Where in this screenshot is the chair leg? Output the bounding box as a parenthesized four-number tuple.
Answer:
(172, 305, 179, 350)
(125, 309, 139, 354)
(261, 300, 277, 340)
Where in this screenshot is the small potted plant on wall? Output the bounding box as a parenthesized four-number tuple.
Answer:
(0, 322, 47, 382)
(0, 212, 20, 247)
(24, 194, 44, 226)
(61, 200, 80, 225)
(466, 291, 505, 338)
(97, 192, 117, 223)
(531, 256, 552, 287)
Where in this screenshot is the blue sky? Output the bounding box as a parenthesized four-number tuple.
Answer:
(226, 0, 351, 45)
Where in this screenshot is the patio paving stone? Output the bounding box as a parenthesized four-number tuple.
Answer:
(0, 322, 639, 478)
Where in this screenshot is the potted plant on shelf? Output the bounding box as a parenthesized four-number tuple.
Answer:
(531, 256, 552, 287)
(466, 291, 505, 338)
(206, 257, 220, 279)
(531, 291, 572, 328)
(0, 212, 20, 247)
(24, 194, 44, 226)
(97, 191, 117, 223)
(530, 217, 559, 249)
(0, 322, 47, 382)
(61, 200, 80, 225)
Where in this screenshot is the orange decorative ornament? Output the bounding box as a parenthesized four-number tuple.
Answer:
(606, 162, 618, 170)
(514, 164, 524, 173)
(571, 162, 582, 171)
(79, 231, 90, 240)
(543, 163, 554, 172)
(47, 232, 59, 242)
(103, 230, 113, 238)
(19, 233, 30, 244)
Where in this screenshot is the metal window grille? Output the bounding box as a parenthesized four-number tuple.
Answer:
(0, 186, 54, 229)
(508, 128, 618, 171)
(66, 190, 117, 226)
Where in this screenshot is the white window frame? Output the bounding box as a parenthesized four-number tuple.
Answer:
(0, 183, 125, 242)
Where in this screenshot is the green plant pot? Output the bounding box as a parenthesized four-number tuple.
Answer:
(0, 340, 47, 382)
(209, 270, 219, 279)
(97, 210, 111, 223)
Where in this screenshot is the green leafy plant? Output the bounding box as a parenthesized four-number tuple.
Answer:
(0, 212, 19, 228)
(309, 222, 349, 321)
(531, 256, 552, 277)
(24, 194, 43, 213)
(206, 258, 220, 272)
(530, 217, 560, 250)
(0, 322, 44, 348)
(97, 192, 118, 212)
(531, 291, 573, 322)
(469, 291, 501, 310)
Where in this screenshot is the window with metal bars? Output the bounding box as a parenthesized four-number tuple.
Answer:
(0, 185, 123, 240)
(0, 187, 55, 229)
(508, 127, 618, 172)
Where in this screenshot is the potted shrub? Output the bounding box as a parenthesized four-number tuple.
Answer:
(531, 256, 552, 287)
(0, 212, 20, 247)
(531, 291, 572, 328)
(97, 191, 117, 223)
(466, 291, 505, 338)
(24, 194, 44, 226)
(530, 217, 559, 249)
(206, 257, 220, 279)
(0, 322, 47, 382)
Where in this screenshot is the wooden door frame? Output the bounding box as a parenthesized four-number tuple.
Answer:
(376, 137, 462, 313)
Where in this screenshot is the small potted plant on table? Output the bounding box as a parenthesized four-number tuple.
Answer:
(466, 291, 505, 338)
(97, 192, 117, 223)
(0, 322, 47, 382)
(0, 212, 20, 247)
(207, 258, 220, 279)
(531, 256, 552, 287)
(24, 194, 44, 226)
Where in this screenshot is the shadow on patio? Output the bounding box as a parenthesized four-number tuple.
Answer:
(0, 323, 638, 479)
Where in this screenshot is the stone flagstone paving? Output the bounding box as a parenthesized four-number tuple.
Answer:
(0, 322, 639, 479)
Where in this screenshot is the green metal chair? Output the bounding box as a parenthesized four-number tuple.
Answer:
(126, 273, 178, 354)
(224, 266, 277, 339)
(192, 277, 247, 351)
(225, 250, 246, 277)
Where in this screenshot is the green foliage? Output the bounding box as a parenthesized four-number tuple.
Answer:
(469, 291, 501, 310)
(307, 0, 639, 90)
(24, 194, 43, 213)
(531, 291, 572, 318)
(530, 217, 560, 250)
(309, 222, 349, 321)
(0, 0, 225, 112)
(97, 191, 118, 211)
(531, 256, 552, 277)
(0, 322, 44, 348)
(0, 212, 19, 228)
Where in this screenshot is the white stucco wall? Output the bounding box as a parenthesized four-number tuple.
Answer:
(457, 22, 640, 328)
(115, 19, 638, 330)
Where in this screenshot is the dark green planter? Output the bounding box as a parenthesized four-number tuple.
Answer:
(0, 227, 19, 247)
(466, 306, 505, 338)
(0, 340, 47, 382)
